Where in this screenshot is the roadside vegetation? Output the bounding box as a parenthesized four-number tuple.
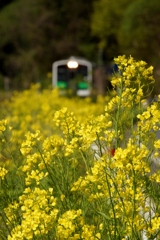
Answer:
(0, 56, 160, 239)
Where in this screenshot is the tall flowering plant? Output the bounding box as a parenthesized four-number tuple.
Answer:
(0, 55, 160, 240)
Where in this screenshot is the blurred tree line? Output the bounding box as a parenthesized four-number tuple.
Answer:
(0, 0, 160, 94)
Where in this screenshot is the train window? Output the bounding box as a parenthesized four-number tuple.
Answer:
(57, 65, 68, 89)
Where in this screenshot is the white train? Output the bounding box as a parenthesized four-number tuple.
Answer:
(52, 56, 93, 97)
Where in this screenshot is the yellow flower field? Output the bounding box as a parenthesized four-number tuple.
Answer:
(0, 55, 160, 240)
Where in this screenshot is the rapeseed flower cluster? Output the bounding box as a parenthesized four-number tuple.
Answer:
(5, 187, 58, 239)
(0, 55, 160, 239)
(0, 166, 8, 179)
(56, 209, 101, 239)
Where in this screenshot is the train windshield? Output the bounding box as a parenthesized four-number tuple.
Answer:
(58, 65, 87, 81)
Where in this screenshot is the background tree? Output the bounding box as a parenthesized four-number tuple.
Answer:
(1, 0, 160, 94)
(91, 0, 160, 94)
(0, 0, 13, 9)
(0, 0, 45, 88)
(0, 0, 96, 89)
(118, 0, 160, 94)
(91, 0, 136, 63)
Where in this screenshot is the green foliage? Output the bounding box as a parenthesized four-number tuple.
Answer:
(119, 0, 160, 64)
(91, 0, 160, 84)
(118, 0, 160, 95)
(0, 0, 96, 89)
(0, 0, 44, 88)
(91, 0, 132, 41)
(0, 0, 160, 93)
(91, 0, 136, 59)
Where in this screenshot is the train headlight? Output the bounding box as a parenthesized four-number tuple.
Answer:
(67, 60, 78, 68)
